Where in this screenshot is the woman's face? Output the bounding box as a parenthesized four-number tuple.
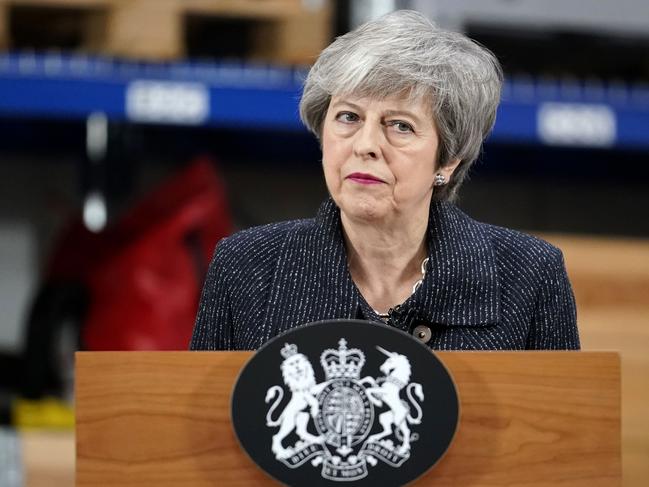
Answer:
(322, 94, 457, 224)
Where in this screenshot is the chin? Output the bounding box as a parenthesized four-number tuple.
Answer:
(338, 195, 389, 222)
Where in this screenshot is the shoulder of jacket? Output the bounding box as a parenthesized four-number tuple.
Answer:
(213, 217, 315, 268)
(480, 221, 564, 266)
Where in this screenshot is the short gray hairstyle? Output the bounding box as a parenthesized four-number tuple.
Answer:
(300, 9, 503, 201)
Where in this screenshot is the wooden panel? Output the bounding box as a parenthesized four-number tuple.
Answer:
(542, 234, 649, 307)
(183, 0, 306, 18)
(0, 0, 111, 7)
(251, 1, 333, 65)
(102, 0, 184, 60)
(0, 0, 332, 62)
(76, 351, 620, 486)
(542, 234, 649, 487)
(577, 308, 649, 487)
(0, 3, 8, 50)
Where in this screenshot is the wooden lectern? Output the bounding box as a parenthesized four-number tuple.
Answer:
(76, 351, 621, 486)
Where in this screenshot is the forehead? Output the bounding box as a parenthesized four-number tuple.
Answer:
(330, 93, 433, 119)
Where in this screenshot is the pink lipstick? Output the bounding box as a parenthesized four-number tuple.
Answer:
(346, 172, 384, 185)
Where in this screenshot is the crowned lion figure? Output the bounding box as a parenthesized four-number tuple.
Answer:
(265, 344, 328, 459)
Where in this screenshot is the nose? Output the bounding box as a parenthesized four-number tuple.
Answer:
(353, 120, 383, 161)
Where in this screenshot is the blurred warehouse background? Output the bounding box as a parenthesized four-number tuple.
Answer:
(0, 0, 647, 485)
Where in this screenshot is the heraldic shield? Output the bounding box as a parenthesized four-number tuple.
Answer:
(231, 320, 459, 487)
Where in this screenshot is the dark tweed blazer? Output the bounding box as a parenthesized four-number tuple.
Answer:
(190, 198, 579, 351)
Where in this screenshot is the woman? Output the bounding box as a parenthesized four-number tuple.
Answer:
(191, 10, 579, 351)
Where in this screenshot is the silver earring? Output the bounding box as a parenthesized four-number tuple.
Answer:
(434, 173, 446, 186)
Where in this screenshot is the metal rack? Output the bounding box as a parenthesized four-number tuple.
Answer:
(0, 52, 648, 150)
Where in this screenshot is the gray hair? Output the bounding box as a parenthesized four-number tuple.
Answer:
(299, 9, 503, 201)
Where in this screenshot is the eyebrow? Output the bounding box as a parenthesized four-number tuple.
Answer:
(383, 109, 423, 124)
(330, 100, 363, 111)
(330, 100, 423, 124)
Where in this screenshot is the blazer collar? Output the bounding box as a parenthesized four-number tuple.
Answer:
(415, 200, 500, 326)
(264, 198, 500, 338)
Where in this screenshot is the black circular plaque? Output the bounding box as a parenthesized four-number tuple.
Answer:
(231, 319, 459, 486)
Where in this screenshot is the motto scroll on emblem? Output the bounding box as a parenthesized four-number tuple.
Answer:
(264, 339, 425, 481)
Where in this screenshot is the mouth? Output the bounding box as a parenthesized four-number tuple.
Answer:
(346, 172, 385, 185)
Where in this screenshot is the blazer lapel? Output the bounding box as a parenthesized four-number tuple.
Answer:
(414, 201, 501, 326)
(262, 199, 358, 341)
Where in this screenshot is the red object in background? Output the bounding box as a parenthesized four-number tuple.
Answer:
(45, 157, 232, 351)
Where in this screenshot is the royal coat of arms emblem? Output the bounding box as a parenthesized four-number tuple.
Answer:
(264, 338, 425, 481)
(231, 320, 459, 487)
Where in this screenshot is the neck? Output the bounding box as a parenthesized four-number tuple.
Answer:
(341, 207, 429, 314)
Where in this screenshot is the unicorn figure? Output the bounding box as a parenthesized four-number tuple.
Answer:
(361, 347, 424, 456)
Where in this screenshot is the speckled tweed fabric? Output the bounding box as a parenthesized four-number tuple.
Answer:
(190, 198, 579, 351)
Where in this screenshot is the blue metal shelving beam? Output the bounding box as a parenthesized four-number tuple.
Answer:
(0, 53, 648, 149)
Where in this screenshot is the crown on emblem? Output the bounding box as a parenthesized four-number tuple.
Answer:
(280, 343, 298, 359)
(320, 338, 365, 380)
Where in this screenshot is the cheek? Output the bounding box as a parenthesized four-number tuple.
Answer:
(391, 152, 436, 198)
(321, 120, 336, 153)
(321, 146, 340, 192)
(322, 137, 348, 176)
(412, 146, 437, 182)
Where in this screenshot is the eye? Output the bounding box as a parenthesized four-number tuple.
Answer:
(388, 120, 414, 133)
(335, 111, 359, 124)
